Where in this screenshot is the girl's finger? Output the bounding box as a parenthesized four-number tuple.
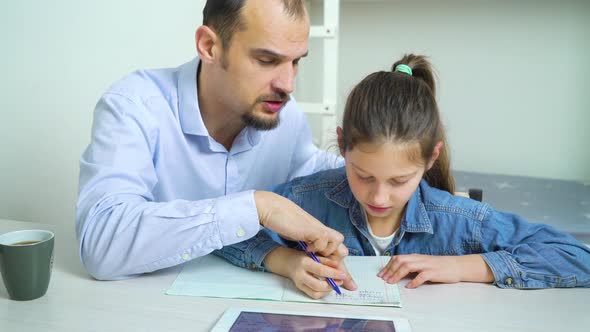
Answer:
(301, 271, 336, 293)
(380, 256, 402, 279)
(406, 271, 430, 289)
(297, 281, 331, 299)
(388, 258, 425, 284)
(305, 258, 348, 281)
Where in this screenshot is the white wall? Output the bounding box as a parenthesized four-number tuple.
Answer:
(302, 0, 590, 182)
(1, 0, 589, 226)
(0, 0, 205, 224)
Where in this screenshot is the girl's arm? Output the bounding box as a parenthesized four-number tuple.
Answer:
(478, 209, 590, 289)
(379, 209, 590, 289)
(213, 227, 285, 271)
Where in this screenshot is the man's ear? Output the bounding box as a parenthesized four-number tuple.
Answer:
(336, 127, 345, 156)
(195, 26, 220, 65)
(427, 141, 444, 170)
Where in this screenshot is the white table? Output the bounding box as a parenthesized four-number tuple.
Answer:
(1, 218, 589, 332)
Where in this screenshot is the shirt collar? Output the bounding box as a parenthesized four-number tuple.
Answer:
(178, 57, 209, 136)
(177, 57, 263, 148)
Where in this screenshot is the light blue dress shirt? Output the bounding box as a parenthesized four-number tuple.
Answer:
(76, 57, 342, 280)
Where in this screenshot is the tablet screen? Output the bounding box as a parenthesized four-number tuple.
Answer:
(229, 311, 396, 332)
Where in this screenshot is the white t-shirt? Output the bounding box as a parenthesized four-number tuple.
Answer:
(363, 209, 396, 256)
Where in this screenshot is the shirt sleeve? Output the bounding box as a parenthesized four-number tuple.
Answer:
(478, 208, 590, 289)
(76, 93, 260, 280)
(212, 181, 300, 271)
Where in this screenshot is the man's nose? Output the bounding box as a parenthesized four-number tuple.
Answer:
(272, 63, 296, 95)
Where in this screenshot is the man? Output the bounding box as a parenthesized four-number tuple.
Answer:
(76, 0, 347, 281)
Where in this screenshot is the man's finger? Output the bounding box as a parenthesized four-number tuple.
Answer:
(317, 240, 339, 258)
(307, 237, 328, 252)
(332, 243, 349, 260)
(308, 227, 344, 252)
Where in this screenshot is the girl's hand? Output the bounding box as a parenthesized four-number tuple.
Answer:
(288, 251, 350, 299)
(264, 247, 349, 299)
(377, 254, 493, 288)
(327, 253, 358, 292)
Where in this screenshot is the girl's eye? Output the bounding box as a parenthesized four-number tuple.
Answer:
(359, 175, 373, 183)
(391, 179, 409, 186)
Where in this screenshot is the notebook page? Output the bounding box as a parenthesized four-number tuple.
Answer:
(281, 255, 402, 307)
(166, 254, 286, 300)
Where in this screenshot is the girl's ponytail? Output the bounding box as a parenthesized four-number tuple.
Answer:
(392, 54, 437, 98)
(392, 54, 454, 193)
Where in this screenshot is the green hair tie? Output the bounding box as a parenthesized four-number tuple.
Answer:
(395, 64, 412, 76)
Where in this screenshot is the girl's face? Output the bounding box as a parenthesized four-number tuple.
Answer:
(344, 141, 426, 225)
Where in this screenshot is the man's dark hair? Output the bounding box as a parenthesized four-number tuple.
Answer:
(202, 0, 307, 50)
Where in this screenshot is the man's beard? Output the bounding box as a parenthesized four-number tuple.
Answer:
(241, 110, 280, 130)
(241, 93, 290, 130)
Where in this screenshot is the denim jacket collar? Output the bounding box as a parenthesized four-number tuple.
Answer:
(325, 176, 434, 236)
(325, 177, 355, 209)
(404, 183, 434, 234)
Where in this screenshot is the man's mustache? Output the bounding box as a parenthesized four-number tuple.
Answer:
(257, 92, 290, 103)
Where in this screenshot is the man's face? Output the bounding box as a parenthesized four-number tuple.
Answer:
(215, 0, 309, 130)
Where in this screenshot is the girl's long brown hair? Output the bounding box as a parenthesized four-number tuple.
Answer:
(340, 54, 455, 193)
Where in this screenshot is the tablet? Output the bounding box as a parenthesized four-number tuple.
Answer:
(211, 307, 412, 332)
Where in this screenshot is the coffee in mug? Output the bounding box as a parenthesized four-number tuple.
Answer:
(11, 241, 41, 246)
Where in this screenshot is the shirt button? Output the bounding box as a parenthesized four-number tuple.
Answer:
(182, 253, 190, 261)
(236, 227, 246, 237)
(249, 263, 257, 270)
(504, 277, 513, 286)
(384, 252, 391, 256)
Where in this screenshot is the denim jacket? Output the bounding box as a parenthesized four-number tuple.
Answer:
(215, 167, 590, 289)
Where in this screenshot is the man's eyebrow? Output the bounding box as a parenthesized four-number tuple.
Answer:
(250, 48, 308, 60)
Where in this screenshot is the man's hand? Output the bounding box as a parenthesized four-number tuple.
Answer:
(254, 191, 346, 257)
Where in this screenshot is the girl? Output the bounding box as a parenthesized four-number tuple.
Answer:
(216, 54, 590, 299)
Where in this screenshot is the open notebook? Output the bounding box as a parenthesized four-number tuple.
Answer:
(166, 254, 402, 307)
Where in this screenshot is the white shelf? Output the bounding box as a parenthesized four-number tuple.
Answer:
(310, 25, 336, 38)
(300, 0, 340, 148)
(298, 102, 336, 115)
